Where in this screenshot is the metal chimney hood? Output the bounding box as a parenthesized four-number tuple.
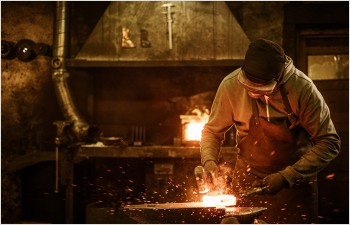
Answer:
(70, 1, 250, 67)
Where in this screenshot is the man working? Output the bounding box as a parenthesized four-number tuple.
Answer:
(200, 39, 340, 223)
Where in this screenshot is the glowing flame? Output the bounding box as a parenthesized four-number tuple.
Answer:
(202, 195, 236, 207)
(185, 121, 206, 141)
(181, 108, 209, 142)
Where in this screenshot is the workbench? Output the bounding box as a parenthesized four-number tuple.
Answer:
(78, 144, 238, 159)
(10, 144, 238, 223)
(76, 144, 239, 223)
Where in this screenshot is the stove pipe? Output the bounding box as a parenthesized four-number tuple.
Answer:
(51, 1, 100, 143)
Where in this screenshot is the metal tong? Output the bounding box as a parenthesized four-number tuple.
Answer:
(238, 186, 267, 198)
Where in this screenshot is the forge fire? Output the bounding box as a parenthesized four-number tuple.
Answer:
(180, 108, 210, 144)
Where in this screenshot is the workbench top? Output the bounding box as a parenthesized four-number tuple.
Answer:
(79, 144, 238, 159)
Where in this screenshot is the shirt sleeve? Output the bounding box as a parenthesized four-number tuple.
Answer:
(279, 82, 341, 187)
(200, 80, 234, 166)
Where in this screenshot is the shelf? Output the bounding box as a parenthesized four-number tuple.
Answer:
(78, 145, 238, 159)
(67, 59, 244, 68)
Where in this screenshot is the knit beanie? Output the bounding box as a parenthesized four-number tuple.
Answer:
(243, 39, 286, 84)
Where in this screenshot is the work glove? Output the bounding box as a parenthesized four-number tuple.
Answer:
(204, 160, 224, 193)
(203, 160, 219, 176)
(252, 172, 288, 195)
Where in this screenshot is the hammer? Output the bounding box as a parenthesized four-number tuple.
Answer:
(194, 166, 212, 194)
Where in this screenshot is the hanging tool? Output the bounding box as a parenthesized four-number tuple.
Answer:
(161, 3, 175, 50)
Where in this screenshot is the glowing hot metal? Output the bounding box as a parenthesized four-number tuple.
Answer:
(202, 194, 237, 207)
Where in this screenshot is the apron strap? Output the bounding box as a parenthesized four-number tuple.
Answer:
(251, 99, 260, 125)
(280, 85, 298, 124)
(250, 86, 297, 125)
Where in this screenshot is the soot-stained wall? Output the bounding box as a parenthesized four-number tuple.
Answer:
(1, 2, 59, 223)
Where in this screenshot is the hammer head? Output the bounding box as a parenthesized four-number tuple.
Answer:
(194, 166, 212, 194)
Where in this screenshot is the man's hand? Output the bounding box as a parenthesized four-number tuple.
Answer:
(203, 160, 219, 176)
(253, 173, 288, 195)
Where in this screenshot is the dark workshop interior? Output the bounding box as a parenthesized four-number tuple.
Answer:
(1, 1, 349, 224)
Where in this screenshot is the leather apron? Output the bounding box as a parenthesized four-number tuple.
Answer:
(232, 86, 318, 224)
